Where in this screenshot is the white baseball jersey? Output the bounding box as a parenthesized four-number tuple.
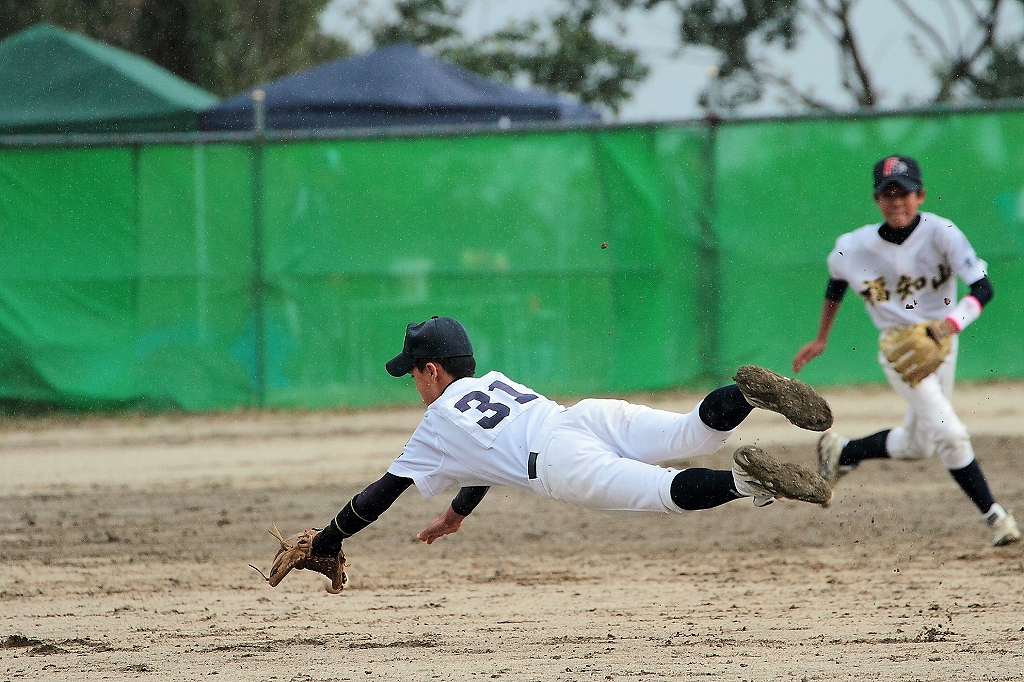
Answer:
(388, 370, 733, 513)
(827, 212, 987, 330)
(387, 371, 564, 498)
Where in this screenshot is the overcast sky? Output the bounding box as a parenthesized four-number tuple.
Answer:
(321, 0, 1024, 123)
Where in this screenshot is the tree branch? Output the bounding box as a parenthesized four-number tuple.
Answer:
(810, 0, 875, 107)
(757, 67, 836, 111)
(909, 0, 1004, 102)
(892, 0, 954, 62)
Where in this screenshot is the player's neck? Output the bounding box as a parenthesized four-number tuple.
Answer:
(878, 213, 921, 245)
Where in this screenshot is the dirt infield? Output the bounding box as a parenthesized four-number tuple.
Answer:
(2, 382, 1023, 681)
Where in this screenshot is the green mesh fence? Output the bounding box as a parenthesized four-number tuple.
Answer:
(135, 144, 256, 409)
(0, 147, 136, 405)
(256, 128, 705, 408)
(0, 107, 1021, 411)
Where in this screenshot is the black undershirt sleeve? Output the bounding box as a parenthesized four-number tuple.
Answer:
(311, 477, 491, 556)
(311, 472, 413, 556)
(825, 278, 848, 302)
(969, 276, 993, 307)
(451, 486, 490, 516)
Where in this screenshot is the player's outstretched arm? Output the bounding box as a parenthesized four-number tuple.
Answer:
(300, 472, 414, 558)
(418, 486, 489, 544)
(259, 473, 415, 591)
(793, 299, 841, 373)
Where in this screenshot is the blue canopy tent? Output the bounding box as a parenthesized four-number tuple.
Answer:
(199, 43, 600, 131)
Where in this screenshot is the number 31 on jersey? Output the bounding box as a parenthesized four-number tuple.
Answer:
(441, 372, 541, 447)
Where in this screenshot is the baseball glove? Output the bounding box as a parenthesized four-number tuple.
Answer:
(879, 321, 951, 388)
(263, 524, 348, 593)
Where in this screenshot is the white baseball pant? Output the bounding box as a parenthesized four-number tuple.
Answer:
(880, 335, 974, 469)
(527, 398, 732, 513)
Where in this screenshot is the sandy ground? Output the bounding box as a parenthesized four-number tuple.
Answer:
(2, 381, 1023, 682)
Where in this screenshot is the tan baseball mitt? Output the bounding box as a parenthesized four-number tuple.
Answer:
(879, 321, 951, 388)
(263, 524, 348, 593)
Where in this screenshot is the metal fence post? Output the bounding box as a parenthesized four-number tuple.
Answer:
(696, 114, 724, 385)
(250, 89, 267, 407)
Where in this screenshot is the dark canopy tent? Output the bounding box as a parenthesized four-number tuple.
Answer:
(0, 23, 217, 135)
(199, 43, 600, 131)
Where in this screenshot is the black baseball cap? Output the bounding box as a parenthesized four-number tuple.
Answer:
(386, 316, 473, 377)
(873, 155, 923, 194)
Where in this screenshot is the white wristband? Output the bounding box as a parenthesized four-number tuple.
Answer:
(945, 295, 982, 332)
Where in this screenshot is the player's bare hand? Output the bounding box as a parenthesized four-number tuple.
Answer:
(417, 507, 465, 544)
(792, 339, 826, 374)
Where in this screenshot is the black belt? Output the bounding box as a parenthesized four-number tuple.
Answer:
(528, 451, 538, 480)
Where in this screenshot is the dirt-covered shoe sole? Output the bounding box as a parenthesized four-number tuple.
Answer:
(734, 365, 834, 432)
(733, 445, 833, 507)
(816, 432, 847, 485)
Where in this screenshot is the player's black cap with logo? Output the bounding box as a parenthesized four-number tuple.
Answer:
(386, 316, 474, 377)
(873, 155, 922, 194)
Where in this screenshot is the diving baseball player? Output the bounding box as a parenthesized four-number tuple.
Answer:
(792, 154, 1020, 547)
(263, 316, 835, 590)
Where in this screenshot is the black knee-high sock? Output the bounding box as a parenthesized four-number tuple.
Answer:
(839, 429, 890, 467)
(949, 460, 996, 514)
(670, 468, 740, 510)
(698, 385, 754, 431)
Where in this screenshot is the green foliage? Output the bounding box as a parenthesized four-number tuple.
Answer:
(184, 0, 352, 97)
(0, 0, 142, 47)
(673, 0, 799, 74)
(0, 0, 351, 97)
(646, 0, 801, 110)
(369, 0, 465, 47)
(970, 38, 1024, 101)
(5, 0, 1023, 117)
(368, 0, 649, 114)
(646, 0, 1024, 112)
(2, 0, 645, 110)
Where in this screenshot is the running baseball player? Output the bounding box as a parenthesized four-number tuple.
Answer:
(263, 316, 835, 591)
(792, 154, 1020, 547)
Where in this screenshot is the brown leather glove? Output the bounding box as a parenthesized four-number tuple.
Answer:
(879, 321, 952, 388)
(265, 524, 348, 593)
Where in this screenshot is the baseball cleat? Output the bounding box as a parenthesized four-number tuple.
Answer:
(816, 431, 851, 485)
(734, 365, 834, 432)
(984, 505, 1021, 547)
(732, 445, 833, 507)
